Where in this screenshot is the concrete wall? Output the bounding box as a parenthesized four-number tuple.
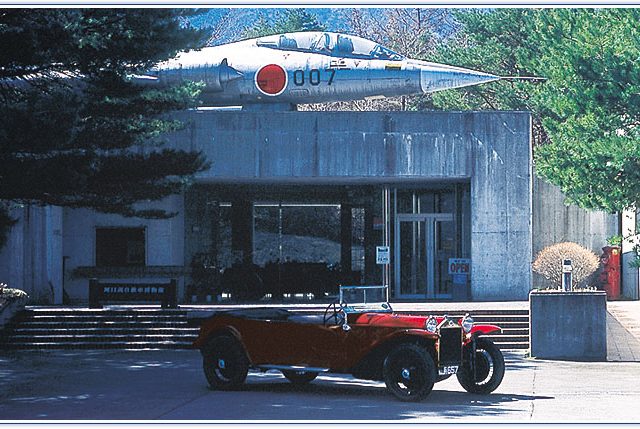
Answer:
(469, 113, 532, 300)
(530, 291, 607, 361)
(168, 111, 476, 181)
(62, 195, 185, 302)
(532, 175, 618, 289)
(0, 205, 63, 304)
(167, 110, 533, 301)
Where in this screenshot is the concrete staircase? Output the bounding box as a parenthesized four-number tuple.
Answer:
(386, 308, 529, 350)
(0, 308, 198, 350)
(0, 307, 529, 351)
(464, 312, 529, 350)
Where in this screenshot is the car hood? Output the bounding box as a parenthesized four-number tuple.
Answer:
(351, 312, 438, 329)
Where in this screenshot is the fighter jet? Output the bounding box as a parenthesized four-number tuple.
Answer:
(131, 31, 532, 108)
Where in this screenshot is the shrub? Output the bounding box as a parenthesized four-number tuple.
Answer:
(0, 283, 28, 300)
(532, 242, 600, 289)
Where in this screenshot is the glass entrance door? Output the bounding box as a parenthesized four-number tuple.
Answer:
(394, 213, 454, 299)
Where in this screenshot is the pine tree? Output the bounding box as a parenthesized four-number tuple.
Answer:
(242, 8, 325, 39)
(0, 9, 210, 248)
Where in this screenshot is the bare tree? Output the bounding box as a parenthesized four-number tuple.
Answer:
(300, 8, 456, 112)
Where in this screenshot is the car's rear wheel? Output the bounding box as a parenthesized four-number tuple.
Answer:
(202, 335, 249, 390)
(282, 370, 318, 384)
(457, 337, 505, 394)
(383, 343, 436, 402)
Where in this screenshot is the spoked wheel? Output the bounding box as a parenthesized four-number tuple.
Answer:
(202, 335, 249, 390)
(282, 370, 318, 385)
(383, 343, 436, 402)
(323, 300, 347, 326)
(457, 337, 505, 394)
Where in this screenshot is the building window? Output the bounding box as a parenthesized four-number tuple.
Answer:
(95, 227, 146, 267)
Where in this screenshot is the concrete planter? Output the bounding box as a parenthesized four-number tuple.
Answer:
(0, 297, 27, 329)
(529, 290, 607, 361)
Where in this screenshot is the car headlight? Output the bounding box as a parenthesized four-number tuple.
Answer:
(461, 313, 474, 333)
(425, 316, 437, 333)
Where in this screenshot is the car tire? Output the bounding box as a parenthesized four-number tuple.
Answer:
(383, 343, 436, 402)
(282, 370, 318, 385)
(202, 335, 249, 390)
(457, 337, 505, 394)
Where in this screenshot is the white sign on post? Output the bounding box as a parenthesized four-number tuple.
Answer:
(376, 246, 390, 265)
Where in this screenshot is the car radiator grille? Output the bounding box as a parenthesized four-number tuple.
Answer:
(438, 326, 463, 366)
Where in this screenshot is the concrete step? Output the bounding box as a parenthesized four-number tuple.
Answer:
(397, 310, 529, 317)
(495, 328, 529, 336)
(493, 342, 529, 350)
(24, 307, 189, 315)
(486, 334, 530, 343)
(18, 321, 190, 329)
(26, 315, 186, 323)
(5, 334, 197, 343)
(2, 341, 194, 350)
(10, 327, 199, 336)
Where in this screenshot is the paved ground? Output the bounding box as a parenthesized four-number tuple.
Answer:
(607, 300, 640, 362)
(608, 301, 640, 341)
(1, 349, 639, 423)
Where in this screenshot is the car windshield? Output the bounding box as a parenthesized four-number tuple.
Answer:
(339, 285, 393, 313)
(255, 32, 405, 61)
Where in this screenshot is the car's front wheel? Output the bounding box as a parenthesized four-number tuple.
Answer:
(383, 343, 436, 402)
(202, 335, 249, 390)
(282, 370, 318, 385)
(457, 337, 505, 394)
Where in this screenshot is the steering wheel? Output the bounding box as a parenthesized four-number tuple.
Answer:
(323, 300, 347, 326)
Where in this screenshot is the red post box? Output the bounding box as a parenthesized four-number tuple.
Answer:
(600, 246, 621, 300)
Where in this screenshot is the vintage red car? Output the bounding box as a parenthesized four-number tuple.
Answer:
(193, 288, 505, 402)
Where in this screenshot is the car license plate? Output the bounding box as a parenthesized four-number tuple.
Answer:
(438, 365, 458, 375)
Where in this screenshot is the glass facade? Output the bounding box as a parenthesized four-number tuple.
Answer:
(185, 182, 470, 302)
(393, 185, 471, 300)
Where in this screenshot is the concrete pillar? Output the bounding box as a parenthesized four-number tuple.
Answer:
(46, 206, 64, 304)
(364, 202, 376, 284)
(340, 203, 352, 274)
(232, 200, 254, 265)
(209, 201, 220, 267)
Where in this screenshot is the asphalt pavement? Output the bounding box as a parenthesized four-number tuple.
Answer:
(1, 348, 640, 423)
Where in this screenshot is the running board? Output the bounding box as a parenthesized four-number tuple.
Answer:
(256, 364, 330, 373)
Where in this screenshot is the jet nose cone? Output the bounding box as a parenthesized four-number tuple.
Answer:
(418, 62, 499, 93)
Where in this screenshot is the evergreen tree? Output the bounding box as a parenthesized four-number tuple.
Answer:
(242, 8, 325, 39)
(0, 9, 210, 248)
(430, 9, 640, 213)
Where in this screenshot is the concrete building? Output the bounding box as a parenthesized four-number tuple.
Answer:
(0, 110, 626, 304)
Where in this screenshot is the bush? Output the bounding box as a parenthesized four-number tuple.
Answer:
(532, 242, 600, 289)
(0, 283, 28, 300)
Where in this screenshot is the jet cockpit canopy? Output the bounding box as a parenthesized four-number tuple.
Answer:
(255, 32, 404, 61)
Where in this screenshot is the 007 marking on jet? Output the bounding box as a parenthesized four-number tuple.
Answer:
(292, 68, 336, 86)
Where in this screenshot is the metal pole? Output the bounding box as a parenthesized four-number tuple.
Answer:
(382, 185, 391, 302)
(562, 259, 573, 291)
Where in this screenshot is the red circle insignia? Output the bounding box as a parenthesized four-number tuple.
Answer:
(255, 64, 287, 96)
